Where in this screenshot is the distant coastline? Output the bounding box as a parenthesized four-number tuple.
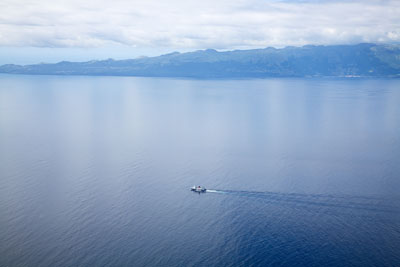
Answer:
(1, 43, 399, 78)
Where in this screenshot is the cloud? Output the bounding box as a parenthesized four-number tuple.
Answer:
(0, 0, 399, 50)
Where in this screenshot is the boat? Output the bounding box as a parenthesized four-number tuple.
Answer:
(191, 185, 207, 193)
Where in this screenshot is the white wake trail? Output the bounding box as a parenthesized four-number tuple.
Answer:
(206, 189, 225, 194)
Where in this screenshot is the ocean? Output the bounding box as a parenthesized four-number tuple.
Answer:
(1, 75, 400, 266)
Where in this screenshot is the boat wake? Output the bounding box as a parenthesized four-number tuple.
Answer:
(206, 189, 400, 213)
(205, 189, 223, 194)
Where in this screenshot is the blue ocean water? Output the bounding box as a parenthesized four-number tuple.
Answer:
(0, 75, 399, 266)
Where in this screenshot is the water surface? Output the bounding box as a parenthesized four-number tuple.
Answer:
(1, 75, 400, 266)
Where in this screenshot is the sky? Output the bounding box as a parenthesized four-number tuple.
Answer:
(0, 0, 399, 64)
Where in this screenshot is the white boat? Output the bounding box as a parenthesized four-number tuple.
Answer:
(191, 185, 206, 193)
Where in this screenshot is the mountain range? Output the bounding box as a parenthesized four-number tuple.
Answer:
(1, 43, 399, 78)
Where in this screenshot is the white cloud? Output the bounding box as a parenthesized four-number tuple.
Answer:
(0, 0, 399, 50)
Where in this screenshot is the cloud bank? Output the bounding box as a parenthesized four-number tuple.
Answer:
(0, 0, 399, 50)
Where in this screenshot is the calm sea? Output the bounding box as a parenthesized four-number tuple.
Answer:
(1, 75, 400, 266)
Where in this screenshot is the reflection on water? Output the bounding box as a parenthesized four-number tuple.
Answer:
(0, 75, 400, 266)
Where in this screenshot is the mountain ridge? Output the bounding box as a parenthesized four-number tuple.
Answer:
(1, 43, 399, 78)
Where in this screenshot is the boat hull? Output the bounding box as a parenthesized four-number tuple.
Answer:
(191, 187, 207, 193)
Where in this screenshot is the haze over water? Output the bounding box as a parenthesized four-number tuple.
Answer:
(1, 75, 400, 266)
